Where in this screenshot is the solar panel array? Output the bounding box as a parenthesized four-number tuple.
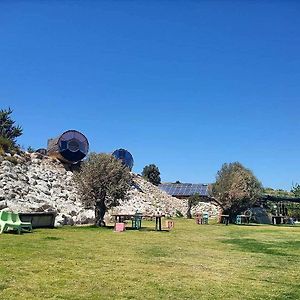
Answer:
(159, 183, 209, 197)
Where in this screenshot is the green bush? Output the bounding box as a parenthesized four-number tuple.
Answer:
(0, 136, 15, 153)
(142, 164, 161, 185)
(5, 156, 18, 165)
(176, 210, 184, 218)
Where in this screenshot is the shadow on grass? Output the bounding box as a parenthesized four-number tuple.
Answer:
(0, 283, 8, 292)
(67, 224, 171, 233)
(138, 227, 170, 232)
(43, 236, 63, 241)
(222, 238, 300, 256)
(1, 230, 32, 235)
(141, 245, 170, 257)
(68, 225, 115, 230)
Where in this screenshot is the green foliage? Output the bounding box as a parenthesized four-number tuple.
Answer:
(264, 187, 293, 197)
(73, 153, 132, 226)
(142, 164, 161, 185)
(211, 162, 263, 219)
(0, 136, 14, 154)
(4, 156, 18, 165)
(291, 183, 300, 197)
(0, 107, 23, 142)
(0, 108, 22, 153)
(187, 193, 202, 218)
(27, 146, 35, 153)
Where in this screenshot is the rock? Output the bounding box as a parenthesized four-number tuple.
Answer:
(31, 159, 41, 165)
(0, 152, 219, 226)
(36, 204, 57, 212)
(0, 200, 7, 209)
(2, 166, 11, 173)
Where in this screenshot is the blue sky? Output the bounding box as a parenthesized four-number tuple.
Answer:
(1, 1, 299, 190)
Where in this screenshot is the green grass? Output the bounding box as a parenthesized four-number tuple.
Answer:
(0, 219, 299, 300)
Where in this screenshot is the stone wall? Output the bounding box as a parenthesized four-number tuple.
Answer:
(0, 153, 219, 226)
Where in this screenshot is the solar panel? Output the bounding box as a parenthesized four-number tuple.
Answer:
(159, 183, 209, 197)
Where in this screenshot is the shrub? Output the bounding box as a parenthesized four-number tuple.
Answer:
(5, 156, 18, 165)
(142, 164, 161, 185)
(211, 162, 263, 221)
(0, 136, 15, 153)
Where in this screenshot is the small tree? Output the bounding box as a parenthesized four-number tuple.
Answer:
(27, 146, 35, 153)
(187, 193, 202, 219)
(211, 162, 263, 221)
(73, 153, 132, 226)
(142, 164, 161, 185)
(0, 108, 22, 152)
(291, 183, 300, 197)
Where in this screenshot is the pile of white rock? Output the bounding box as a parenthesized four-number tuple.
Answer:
(0, 152, 219, 226)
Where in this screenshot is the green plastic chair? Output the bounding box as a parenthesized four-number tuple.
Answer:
(202, 212, 209, 224)
(131, 212, 142, 230)
(11, 213, 32, 232)
(0, 211, 21, 234)
(236, 215, 242, 225)
(0, 211, 32, 234)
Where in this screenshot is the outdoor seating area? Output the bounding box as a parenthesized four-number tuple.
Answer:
(236, 214, 250, 225)
(195, 212, 209, 224)
(219, 214, 230, 225)
(0, 211, 32, 234)
(111, 213, 172, 232)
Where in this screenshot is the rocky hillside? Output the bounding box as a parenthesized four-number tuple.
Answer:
(0, 152, 219, 226)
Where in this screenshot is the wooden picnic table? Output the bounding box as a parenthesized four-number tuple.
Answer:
(111, 214, 165, 231)
(220, 214, 230, 225)
(111, 214, 136, 223)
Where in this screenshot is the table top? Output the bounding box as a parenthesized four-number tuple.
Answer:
(111, 214, 136, 217)
(111, 214, 165, 218)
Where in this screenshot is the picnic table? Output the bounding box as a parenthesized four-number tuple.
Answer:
(111, 214, 135, 223)
(272, 215, 284, 225)
(236, 214, 250, 225)
(111, 213, 166, 231)
(220, 214, 229, 225)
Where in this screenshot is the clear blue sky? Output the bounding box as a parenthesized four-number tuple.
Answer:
(1, 1, 299, 190)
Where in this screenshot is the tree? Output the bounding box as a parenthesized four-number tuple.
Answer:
(0, 108, 23, 151)
(211, 162, 263, 220)
(73, 153, 132, 226)
(291, 183, 300, 197)
(142, 164, 161, 185)
(187, 193, 202, 219)
(27, 146, 35, 153)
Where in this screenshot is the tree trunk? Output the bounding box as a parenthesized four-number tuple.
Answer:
(187, 200, 192, 219)
(95, 199, 107, 227)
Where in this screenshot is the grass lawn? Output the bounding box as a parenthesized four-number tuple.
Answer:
(0, 219, 299, 300)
